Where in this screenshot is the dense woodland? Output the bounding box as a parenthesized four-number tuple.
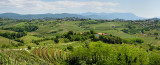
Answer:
(0, 17, 160, 65)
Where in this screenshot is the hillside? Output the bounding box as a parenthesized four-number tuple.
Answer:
(82, 12, 145, 20)
(0, 18, 160, 65)
(0, 13, 85, 20)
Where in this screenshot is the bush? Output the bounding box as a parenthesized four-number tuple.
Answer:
(148, 44, 155, 51)
(157, 46, 160, 50)
(155, 37, 158, 40)
(35, 42, 39, 45)
(154, 32, 159, 35)
(1, 44, 10, 48)
(90, 30, 96, 34)
(64, 38, 70, 43)
(149, 52, 160, 65)
(54, 38, 59, 43)
(17, 43, 24, 46)
(28, 46, 31, 49)
(4, 24, 38, 32)
(130, 38, 144, 44)
(67, 46, 73, 51)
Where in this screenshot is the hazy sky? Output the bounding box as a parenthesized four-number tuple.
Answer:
(0, 0, 160, 18)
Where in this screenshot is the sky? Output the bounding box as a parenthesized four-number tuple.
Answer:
(0, 0, 160, 18)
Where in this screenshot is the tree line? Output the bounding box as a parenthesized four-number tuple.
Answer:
(0, 31, 27, 43)
(3, 24, 38, 32)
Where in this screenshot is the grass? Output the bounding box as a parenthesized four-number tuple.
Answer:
(0, 36, 18, 47)
(20, 35, 42, 43)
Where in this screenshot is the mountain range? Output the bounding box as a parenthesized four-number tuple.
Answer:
(0, 12, 146, 20)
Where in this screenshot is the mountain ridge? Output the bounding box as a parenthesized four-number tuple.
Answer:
(0, 12, 145, 20)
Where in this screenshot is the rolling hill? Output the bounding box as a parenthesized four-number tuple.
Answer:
(81, 12, 145, 20)
(0, 12, 145, 20)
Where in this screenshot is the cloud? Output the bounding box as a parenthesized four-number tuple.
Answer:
(0, 0, 119, 14)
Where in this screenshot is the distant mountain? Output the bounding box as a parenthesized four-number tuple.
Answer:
(148, 18, 160, 20)
(157, 16, 160, 19)
(81, 12, 145, 20)
(0, 12, 145, 20)
(0, 13, 85, 20)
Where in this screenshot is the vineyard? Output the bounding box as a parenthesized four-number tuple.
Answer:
(0, 17, 160, 65)
(0, 46, 70, 65)
(32, 47, 68, 65)
(0, 49, 49, 65)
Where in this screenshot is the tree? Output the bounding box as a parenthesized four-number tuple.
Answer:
(90, 30, 96, 34)
(155, 37, 158, 40)
(154, 32, 159, 35)
(68, 31, 74, 35)
(130, 38, 144, 44)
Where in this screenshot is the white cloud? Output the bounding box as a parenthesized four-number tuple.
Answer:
(0, 0, 119, 14)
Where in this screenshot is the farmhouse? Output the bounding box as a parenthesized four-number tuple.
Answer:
(95, 33, 107, 37)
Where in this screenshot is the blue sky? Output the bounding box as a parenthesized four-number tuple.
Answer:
(0, 0, 160, 18)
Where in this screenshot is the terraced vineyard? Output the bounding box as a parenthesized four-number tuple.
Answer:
(32, 47, 68, 65)
(0, 49, 50, 65)
(0, 17, 160, 65)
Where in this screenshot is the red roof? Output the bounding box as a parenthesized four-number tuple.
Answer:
(97, 33, 107, 35)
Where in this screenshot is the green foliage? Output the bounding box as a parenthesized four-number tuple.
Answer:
(54, 38, 59, 43)
(121, 24, 155, 34)
(4, 24, 38, 32)
(68, 42, 149, 65)
(148, 44, 155, 51)
(0, 18, 160, 65)
(157, 46, 160, 50)
(28, 46, 31, 49)
(154, 32, 159, 35)
(1, 44, 11, 48)
(0, 31, 27, 44)
(155, 37, 158, 40)
(78, 20, 99, 26)
(90, 30, 96, 34)
(62, 31, 124, 44)
(67, 46, 73, 51)
(0, 50, 50, 65)
(130, 38, 144, 44)
(149, 52, 160, 65)
(17, 43, 25, 46)
(121, 28, 141, 34)
(99, 35, 123, 44)
(0, 31, 27, 39)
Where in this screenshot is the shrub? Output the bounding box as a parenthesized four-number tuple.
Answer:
(148, 44, 155, 51)
(54, 38, 59, 43)
(130, 38, 144, 44)
(155, 37, 158, 40)
(1, 44, 10, 48)
(67, 46, 73, 51)
(64, 38, 70, 43)
(157, 46, 160, 50)
(28, 46, 31, 50)
(154, 32, 159, 35)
